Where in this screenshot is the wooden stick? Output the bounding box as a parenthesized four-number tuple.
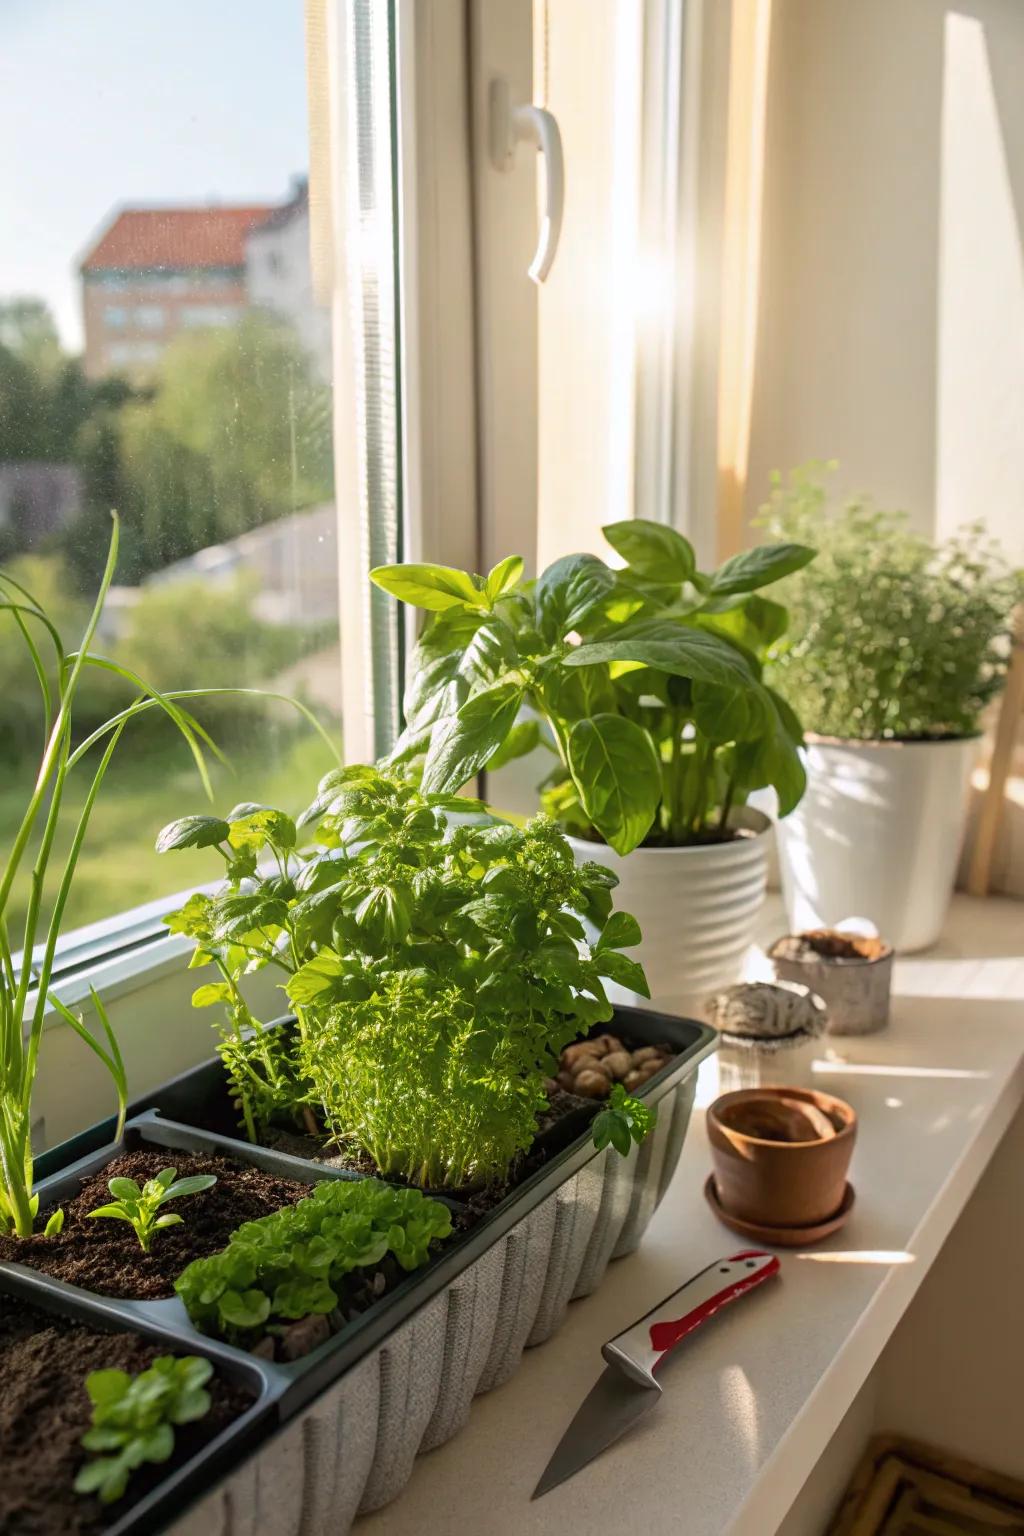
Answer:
(966, 606, 1024, 897)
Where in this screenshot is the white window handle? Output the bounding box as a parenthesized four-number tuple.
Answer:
(489, 78, 564, 284)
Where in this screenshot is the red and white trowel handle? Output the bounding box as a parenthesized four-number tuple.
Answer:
(601, 1251, 780, 1388)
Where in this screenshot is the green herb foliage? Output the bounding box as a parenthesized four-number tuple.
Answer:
(175, 1177, 451, 1346)
(73, 1355, 213, 1505)
(760, 464, 1023, 741)
(370, 529, 815, 854)
(0, 515, 223, 1239)
(87, 1166, 217, 1253)
(161, 767, 646, 1183)
(592, 1083, 656, 1157)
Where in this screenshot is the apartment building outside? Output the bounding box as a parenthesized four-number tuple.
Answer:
(79, 204, 273, 379)
(246, 178, 332, 380)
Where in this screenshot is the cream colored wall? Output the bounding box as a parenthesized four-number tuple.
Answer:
(745, 0, 1024, 561)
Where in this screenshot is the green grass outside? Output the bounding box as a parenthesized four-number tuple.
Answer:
(1, 727, 339, 942)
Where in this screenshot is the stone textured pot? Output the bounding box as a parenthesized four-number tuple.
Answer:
(775, 736, 980, 952)
(769, 930, 894, 1036)
(707, 1086, 856, 1229)
(706, 979, 827, 1090)
(568, 807, 771, 1017)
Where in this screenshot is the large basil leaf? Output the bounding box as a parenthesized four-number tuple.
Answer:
(212, 892, 290, 942)
(566, 714, 661, 855)
(565, 621, 755, 691)
(707, 542, 815, 597)
(546, 663, 617, 722)
(290, 882, 348, 950)
(695, 594, 789, 660)
(535, 554, 615, 640)
(592, 949, 651, 997)
(228, 808, 296, 852)
(354, 883, 413, 943)
(691, 680, 768, 744)
(595, 910, 642, 951)
(730, 688, 806, 815)
(403, 610, 516, 735)
(484, 555, 524, 603)
(156, 815, 230, 853)
(460, 617, 518, 688)
(765, 684, 804, 744)
(286, 948, 346, 1006)
(421, 680, 525, 794)
(485, 717, 541, 770)
(370, 562, 485, 612)
(602, 519, 696, 583)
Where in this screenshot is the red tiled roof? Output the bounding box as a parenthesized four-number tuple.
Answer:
(81, 205, 275, 273)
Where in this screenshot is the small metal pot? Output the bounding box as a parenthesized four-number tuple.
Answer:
(769, 929, 894, 1036)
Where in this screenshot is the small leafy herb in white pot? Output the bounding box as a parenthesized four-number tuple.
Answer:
(762, 464, 1023, 949)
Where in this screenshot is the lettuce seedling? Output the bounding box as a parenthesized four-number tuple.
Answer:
(591, 1084, 656, 1158)
(87, 1167, 217, 1253)
(74, 1355, 213, 1505)
(176, 1177, 451, 1346)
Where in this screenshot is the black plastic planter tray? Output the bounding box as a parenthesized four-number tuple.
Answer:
(16, 1006, 716, 1531)
(0, 1263, 274, 1536)
(35, 1003, 707, 1173)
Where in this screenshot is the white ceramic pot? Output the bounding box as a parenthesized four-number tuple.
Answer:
(568, 808, 771, 1018)
(775, 736, 980, 953)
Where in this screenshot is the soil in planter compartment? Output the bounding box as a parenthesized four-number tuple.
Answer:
(0, 1295, 250, 1536)
(0, 1149, 310, 1300)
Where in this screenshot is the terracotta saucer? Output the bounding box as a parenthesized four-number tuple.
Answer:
(703, 1173, 856, 1247)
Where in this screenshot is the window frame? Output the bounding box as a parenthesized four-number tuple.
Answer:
(32, 0, 729, 1042)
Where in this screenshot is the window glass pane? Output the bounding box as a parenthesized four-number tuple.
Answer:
(0, 0, 342, 938)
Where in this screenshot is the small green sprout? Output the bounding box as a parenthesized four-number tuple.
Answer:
(592, 1083, 656, 1158)
(74, 1355, 214, 1505)
(87, 1166, 217, 1253)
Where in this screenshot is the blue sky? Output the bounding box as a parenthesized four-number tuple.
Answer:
(0, 0, 310, 350)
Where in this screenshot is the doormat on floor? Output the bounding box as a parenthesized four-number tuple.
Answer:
(828, 1435, 1024, 1534)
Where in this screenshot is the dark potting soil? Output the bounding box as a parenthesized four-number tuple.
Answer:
(0, 1294, 251, 1536)
(0, 1149, 310, 1300)
(770, 929, 890, 963)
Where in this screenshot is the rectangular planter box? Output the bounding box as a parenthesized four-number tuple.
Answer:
(10, 1006, 715, 1534)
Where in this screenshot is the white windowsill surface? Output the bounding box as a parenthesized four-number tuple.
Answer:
(358, 894, 1024, 1536)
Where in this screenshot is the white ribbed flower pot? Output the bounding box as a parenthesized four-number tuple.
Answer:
(569, 808, 771, 1017)
(775, 737, 980, 953)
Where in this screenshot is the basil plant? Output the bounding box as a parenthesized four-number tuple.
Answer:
(371, 521, 815, 854)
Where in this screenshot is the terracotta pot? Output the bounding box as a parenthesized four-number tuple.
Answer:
(707, 1087, 857, 1229)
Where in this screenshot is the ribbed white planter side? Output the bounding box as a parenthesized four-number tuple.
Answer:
(568, 809, 771, 1017)
(775, 737, 979, 952)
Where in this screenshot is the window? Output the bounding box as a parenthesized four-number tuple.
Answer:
(179, 304, 243, 328)
(106, 339, 161, 366)
(0, 0, 343, 943)
(132, 303, 165, 330)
